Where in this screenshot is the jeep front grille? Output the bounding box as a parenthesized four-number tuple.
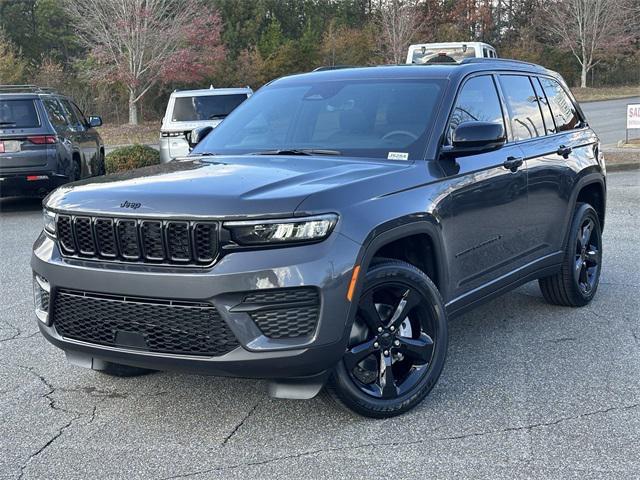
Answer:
(56, 215, 218, 266)
(53, 289, 239, 356)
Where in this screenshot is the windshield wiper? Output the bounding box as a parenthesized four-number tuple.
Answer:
(208, 114, 228, 120)
(249, 148, 341, 156)
(0, 122, 16, 126)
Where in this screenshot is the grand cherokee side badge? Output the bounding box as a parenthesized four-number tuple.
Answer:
(120, 200, 141, 209)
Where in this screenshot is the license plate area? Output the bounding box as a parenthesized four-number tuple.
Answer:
(0, 140, 21, 153)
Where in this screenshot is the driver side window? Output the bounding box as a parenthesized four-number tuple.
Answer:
(448, 75, 505, 144)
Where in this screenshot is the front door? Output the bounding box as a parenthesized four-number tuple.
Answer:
(438, 74, 528, 301)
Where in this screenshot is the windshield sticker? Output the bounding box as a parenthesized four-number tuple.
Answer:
(388, 152, 409, 161)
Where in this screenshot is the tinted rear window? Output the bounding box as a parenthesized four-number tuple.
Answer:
(171, 94, 248, 122)
(0, 99, 40, 128)
(539, 78, 581, 132)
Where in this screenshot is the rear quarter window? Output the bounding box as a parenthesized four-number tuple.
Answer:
(539, 78, 581, 132)
(42, 98, 70, 130)
(0, 99, 40, 128)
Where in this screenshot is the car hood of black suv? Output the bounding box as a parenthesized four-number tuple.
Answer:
(44, 156, 415, 218)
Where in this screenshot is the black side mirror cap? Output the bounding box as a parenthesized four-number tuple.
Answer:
(441, 121, 506, 157)
(188, 126, 213, 149)
(88, 116, 102, 128)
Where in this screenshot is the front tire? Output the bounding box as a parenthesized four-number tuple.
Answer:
(325, 259, 448, 418)
(539, 203, 602, 307)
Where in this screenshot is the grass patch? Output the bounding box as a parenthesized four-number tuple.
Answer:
(571, 86, 639, 102)
(96, 122, 160, 147)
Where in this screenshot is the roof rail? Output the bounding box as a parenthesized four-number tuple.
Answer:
(312, 65, 360, 72)
(459, 57, 544, 69)
(0, 84, 58, 94)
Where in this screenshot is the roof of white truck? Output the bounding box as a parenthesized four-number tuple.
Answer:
(170, 87, 252, 98)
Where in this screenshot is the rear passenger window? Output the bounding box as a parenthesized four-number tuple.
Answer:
(448, 75, 505, 143)
(539, 77, 581, 132)
(43, 98, 69, 130)
(499, 75, 545, 141)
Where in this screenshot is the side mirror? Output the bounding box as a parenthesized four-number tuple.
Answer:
(88, 116, 102, 128)
(441, 121, 506, 157)
(188, 126, 213, 149)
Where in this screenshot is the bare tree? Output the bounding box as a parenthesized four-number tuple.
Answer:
(64, 0, 224, 125)
(379, 0, 425, 64)
(543, 0, 634, 88)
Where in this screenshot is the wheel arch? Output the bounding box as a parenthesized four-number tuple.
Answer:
(343, 215, 449, 338)
(562, 173, 606, 249)
(575, 178, 606, 231)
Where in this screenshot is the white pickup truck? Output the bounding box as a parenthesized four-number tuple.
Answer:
(159, 86, 252, 163)
(407, 42, 497, 64)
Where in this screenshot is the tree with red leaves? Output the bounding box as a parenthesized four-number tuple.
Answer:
(64, 0, 225, 125)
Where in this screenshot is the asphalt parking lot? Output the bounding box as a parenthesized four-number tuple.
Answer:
(1, 170, 638, 479)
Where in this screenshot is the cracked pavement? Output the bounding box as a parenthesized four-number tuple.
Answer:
(1, 171, 639, 479)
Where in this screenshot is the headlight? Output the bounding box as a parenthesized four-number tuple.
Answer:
(225, 214, 338, 246)
(43, 208, 56, 236)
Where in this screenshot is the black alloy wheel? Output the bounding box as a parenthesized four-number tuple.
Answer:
(325, 259, 448, 418)
(574, 216, 600, 295)
(539, 203, 602, 307)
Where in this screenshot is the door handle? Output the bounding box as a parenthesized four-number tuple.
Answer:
(557, 145, 572, 158)
(503, 156, 524, 172)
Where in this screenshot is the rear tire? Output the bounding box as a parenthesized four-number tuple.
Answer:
(539, 203, 602, 307)
(96, 361, 156, 377)
(325, 258, 448, 418)
(68, 158, 81, 182)
(97, 150, 106, 176)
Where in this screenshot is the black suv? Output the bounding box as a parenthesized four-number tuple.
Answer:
(32, 60, 605, 417)
(0, 85, 104, 198)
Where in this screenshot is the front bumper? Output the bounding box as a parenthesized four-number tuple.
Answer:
(31, 230, 361, 379)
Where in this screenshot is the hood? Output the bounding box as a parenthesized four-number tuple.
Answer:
(44, 156, 412, 219)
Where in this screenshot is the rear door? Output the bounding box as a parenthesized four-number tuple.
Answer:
(496, 73, 564, 264)
(439, 74, 529, 300)
(0, 97, 52, 170)
(524, 76, 597, 256)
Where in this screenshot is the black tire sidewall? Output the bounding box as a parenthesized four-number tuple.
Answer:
(565, 204, 602, 304)
(330, 260, 448, 417)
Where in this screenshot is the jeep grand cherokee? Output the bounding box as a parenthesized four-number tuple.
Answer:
(32, 59, 605, 417)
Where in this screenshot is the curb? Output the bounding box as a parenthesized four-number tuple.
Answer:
(580, 95, 640, 104)
(607, 163, 640, 172)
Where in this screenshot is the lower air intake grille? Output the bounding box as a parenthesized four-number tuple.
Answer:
(251, 306, 319, 338)
(242, 287, 320, 339)
(53, 290, 239, 356)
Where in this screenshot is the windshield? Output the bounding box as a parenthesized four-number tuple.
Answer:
(411, 46, 476, 64)
(0, 99, 40, 128)
(191, 78, 445, 160)
(171, 94, 248, 122)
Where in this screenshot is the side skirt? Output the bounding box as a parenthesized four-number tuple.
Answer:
(445, 251, 563, 318)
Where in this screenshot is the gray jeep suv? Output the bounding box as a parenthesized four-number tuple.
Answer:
(0, 85, 104, 198)
(32, 60, 606, 417)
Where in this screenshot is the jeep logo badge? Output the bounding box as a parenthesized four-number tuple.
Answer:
(120, 200, 141, 210)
